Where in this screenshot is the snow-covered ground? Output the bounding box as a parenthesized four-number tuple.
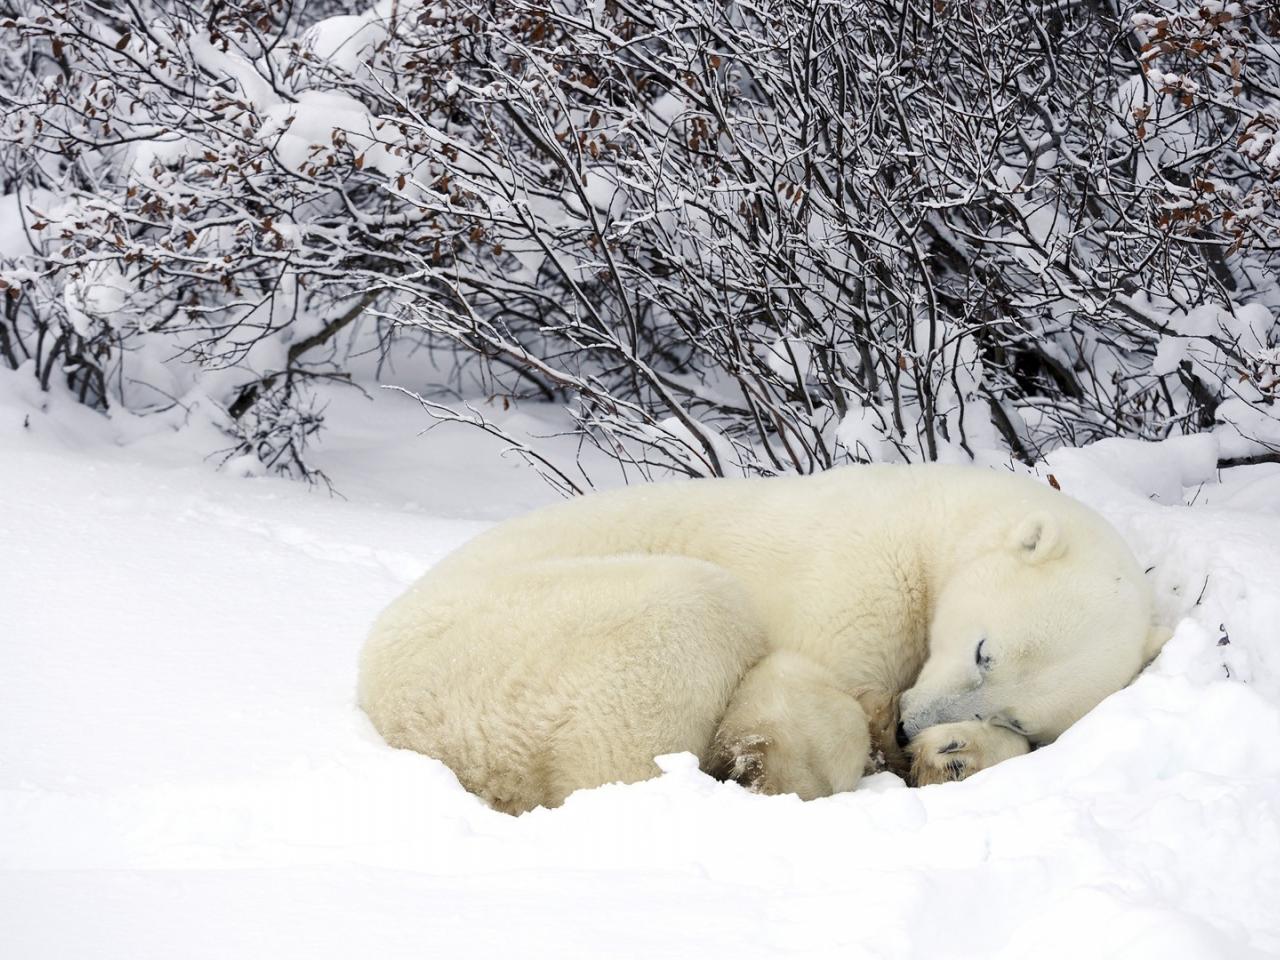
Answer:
(2, 374, 1279, 959)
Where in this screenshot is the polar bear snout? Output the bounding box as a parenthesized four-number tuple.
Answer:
(898, 688, 988, 743)
(894, 720, 910, 749)
(896, 710, 933, 745)
(898, 713, 940, 745)
(897, 687, 939, 740)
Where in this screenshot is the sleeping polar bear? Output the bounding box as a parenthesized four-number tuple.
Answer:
(359, 464, 1167, 813)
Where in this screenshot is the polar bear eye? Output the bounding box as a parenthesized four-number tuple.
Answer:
(975, 638, 992, 670)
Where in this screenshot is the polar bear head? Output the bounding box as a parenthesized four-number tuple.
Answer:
(897, 510, 1167, 749)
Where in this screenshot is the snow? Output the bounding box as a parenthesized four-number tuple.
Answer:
(258, 90, 404, 180)
(836, 403, 893, 461)
(3, 373, 1280, 958)
(0, 193, 38, 259)
(304, 14, 388, 73)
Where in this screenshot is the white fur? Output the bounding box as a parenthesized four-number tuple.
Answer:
(359, 465, 1162, 812)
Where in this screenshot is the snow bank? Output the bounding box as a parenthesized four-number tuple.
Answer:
(2, 377, 1279, 958)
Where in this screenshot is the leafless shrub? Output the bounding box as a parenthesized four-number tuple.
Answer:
(1, 0, 1277, 481)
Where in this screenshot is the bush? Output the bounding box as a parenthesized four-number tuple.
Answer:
(2, 0, 1277, 481)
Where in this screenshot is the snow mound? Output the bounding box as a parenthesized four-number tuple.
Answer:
(2, 379, 1279, 958)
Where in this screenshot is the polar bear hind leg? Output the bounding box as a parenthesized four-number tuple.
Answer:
(359, 555, 767, 814)
(706, 650, 874, 800)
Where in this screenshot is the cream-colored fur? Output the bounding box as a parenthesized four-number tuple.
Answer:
(359, 465, 1163, 813)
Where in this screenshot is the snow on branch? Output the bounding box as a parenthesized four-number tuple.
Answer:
(1, 0, 1277, 479)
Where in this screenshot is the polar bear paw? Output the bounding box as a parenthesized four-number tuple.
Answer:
(704, 733, 773, 792)
(908, 721, 1031, 787)
(910, 731, 979, 785)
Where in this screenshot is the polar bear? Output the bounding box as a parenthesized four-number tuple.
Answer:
(359, 464, 1166, 813)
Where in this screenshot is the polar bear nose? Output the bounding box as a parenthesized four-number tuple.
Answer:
(895, 720, 910, 749)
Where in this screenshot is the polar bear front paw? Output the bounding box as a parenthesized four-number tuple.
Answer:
(910, 732, 978, 786)
(908, 721, 1031, 787)
(704, 733, 773, 792)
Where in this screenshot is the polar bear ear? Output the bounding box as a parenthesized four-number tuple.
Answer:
(1010, 512, 1067, 565)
